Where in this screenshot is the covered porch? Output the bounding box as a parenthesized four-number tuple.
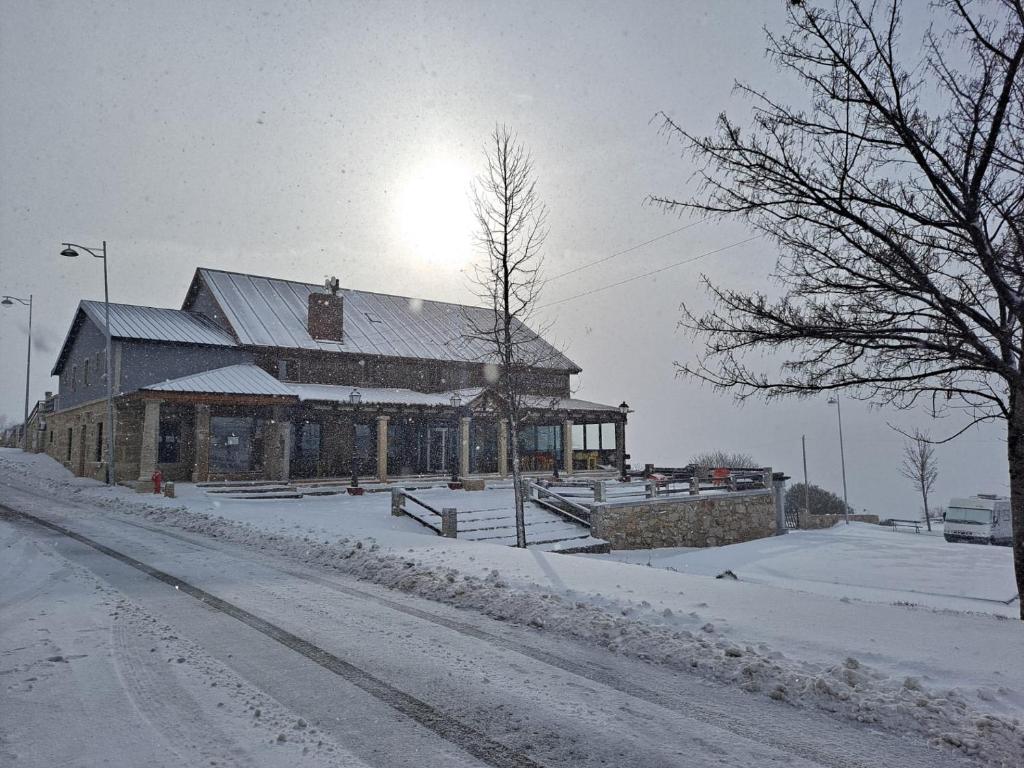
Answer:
(136, 364, 629, 484)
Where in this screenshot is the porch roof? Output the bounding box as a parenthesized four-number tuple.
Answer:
(143, 364, 294, 397)
(141, 364, 624, 417)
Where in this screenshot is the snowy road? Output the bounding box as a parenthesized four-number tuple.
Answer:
(1, 480, 974, 767)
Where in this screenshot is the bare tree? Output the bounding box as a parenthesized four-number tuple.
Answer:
(899, 430, 939, 532)
(652, 1, 1024, 616)
(465, 125, 551, 548)
(689, 450, 759, 479)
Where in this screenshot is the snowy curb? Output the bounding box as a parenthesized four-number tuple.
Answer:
(3, 456, 1021, 766)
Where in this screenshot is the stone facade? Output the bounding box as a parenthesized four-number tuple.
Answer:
(591, 490, 776, 550)
(797, 511, 880, 529)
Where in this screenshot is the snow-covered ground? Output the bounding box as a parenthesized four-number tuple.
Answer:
(2, 448, 1023, 765)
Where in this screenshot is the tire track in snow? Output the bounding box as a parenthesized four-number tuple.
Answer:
(1, 503, 543, 768)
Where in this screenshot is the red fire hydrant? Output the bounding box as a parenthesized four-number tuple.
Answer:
(151, 469, 163, 495)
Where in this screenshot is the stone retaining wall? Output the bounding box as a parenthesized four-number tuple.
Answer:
(591, 490, 775, 550)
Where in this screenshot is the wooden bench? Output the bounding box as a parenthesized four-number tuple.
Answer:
(885, 518, 922, 533)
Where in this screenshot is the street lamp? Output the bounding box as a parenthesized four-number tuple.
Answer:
(618, 401, 630, 481)
(349, 389, 362, 488)
(61, 240, 116, 485)
(1, 294, 32, 451)
(449, 392, 462, 483)
(827, 396, 850, 524)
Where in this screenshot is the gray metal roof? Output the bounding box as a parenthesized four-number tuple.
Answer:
(188, 268, 579, 372)
(143, 364, 293, 397)
(80, 301, 238, 346)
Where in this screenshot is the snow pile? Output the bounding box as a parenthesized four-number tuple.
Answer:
(2, 450, 1022, 765)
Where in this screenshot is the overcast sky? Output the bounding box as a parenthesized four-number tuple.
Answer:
(0, 0, 1008, 514)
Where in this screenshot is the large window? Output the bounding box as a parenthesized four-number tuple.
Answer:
(158, 420, 181, 463)
(94, 422, 103, 461)
(83, 359, 90, 387)
(210, 416, 265, 473)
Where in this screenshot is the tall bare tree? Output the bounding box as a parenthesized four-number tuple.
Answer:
(651, 1, 1024, 615)
(466, 125, 550, 548)
(899, 430, 939, 532)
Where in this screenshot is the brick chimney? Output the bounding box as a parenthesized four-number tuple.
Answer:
(308, 278, 344, 341)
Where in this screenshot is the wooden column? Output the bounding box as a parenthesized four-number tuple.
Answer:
(459, 416, 471, 478)
(137, 399, 161, 481)
(376, 415, 389, 482)
(562, 419, 574, 475)
(192, 404, 211, 482)
(497, 419, 509, 478)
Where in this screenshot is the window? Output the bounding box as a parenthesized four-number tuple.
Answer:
(83, 359, 90, 387)
(95, 422, 103, 461)
(66, 428, 73, 461)
(277, 359, 298, 381)
(95, 351, 103, 381)
(71, 366, 77, 392)
(158, 420, 181, 463)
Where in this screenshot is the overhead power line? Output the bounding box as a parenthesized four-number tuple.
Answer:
(537, 235, 761, 310)
(544, 218, 708, 283)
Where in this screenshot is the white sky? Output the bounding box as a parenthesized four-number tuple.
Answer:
(0, 0, 1009, 514)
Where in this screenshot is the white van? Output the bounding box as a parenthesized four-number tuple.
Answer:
(945, 495, 1012, 546)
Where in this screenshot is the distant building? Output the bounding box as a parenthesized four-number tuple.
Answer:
(44, 268, 629, 484)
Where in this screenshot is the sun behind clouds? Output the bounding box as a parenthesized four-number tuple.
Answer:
(395, 156, 476, 269)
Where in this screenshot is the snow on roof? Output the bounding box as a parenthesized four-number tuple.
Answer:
(80, 301, 238, 346)
(187, 268, 580, 372)
(143, 364, 293, 397)
(521, 395, 623, 412)
(288, 383, 485, 407)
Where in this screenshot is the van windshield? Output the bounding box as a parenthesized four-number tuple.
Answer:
(946, 507, 992, 525)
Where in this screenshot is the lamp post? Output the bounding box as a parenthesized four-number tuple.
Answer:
(1, 294, 32, 451)
(349, 389, 362, 488)
(618, 401, 630, 481)
(827, 396, 850, 524)
(449, 392, 462, 483)
(61, 241, 115, 485)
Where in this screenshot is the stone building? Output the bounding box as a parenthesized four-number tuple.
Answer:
(44, 267, 629, 484)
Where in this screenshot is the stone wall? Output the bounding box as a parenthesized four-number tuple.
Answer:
(591, 490, 775, 550)
(797, 511, 880, 529)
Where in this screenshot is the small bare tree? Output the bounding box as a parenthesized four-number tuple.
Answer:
(465, 125, 552, 548)
(899, 430, 939, 532)
(689, 450, 758, 479)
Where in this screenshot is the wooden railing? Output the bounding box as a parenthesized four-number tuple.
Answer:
(391, 488, 457, 537)
(523, 480, 592, 527)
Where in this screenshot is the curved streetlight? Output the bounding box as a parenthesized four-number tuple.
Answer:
(61, 240, 115, 485)
(1, 294, 32, 451)
(827, 396, 850, 524)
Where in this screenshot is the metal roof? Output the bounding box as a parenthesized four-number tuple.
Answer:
(143, 364, 293, 397)
(79, 301, 238, 346)
(51, 300, 240, 375)
(187, 268, 580, 372)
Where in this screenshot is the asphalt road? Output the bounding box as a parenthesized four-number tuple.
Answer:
(0, 479, 974, 768)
